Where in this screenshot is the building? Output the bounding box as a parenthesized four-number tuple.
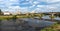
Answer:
(16, 10, 21, 15)
(3, 11, 11, 15)
(31, 11, 35, 13)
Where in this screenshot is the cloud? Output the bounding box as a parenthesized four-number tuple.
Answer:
(47, 0, 60, 3)
(0, 0, 19, 7)
(4, 6, 29, 14)
(0, 0, 19, 10)
(32, 0, 60, 13)
(33, 1, 39, 5)
(0, 0, 60, 13)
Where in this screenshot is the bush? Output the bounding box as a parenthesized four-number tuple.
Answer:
(12, 15, 17, 22)
(12, 15, 17, 19)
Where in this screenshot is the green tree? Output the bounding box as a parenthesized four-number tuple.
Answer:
(12, 15, 17, 22)
(30, 13, 34, 18)
(0, 9, 3, 15)
(39, 13, 44, 20)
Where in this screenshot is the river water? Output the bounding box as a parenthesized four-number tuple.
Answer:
(0, 18, 56, 31)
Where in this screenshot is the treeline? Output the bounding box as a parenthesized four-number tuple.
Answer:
(54, 14, 60, 17)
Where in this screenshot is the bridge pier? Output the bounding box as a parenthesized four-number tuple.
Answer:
(50, 13, 56, 21)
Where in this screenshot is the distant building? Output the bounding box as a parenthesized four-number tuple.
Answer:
(31, 11, 35, 13)
(3, 11, 11, 15)
(16, 10, 21, 15)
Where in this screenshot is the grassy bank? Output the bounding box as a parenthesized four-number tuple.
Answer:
(41, 22, 60, 31)
(0, 15, 35, 20)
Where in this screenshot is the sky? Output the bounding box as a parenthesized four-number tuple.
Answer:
(0, 0, 60, 13)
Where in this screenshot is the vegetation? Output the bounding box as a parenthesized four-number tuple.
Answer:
(0, 9, 3, 15)
(12, 15, 17, 19)
(38, 13, 44, 20)
(49, 14, 56, 21)
(50, 15, 55, 19)
(41, 22, 60, 31)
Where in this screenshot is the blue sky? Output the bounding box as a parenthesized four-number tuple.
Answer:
(0, 0, 60, 13)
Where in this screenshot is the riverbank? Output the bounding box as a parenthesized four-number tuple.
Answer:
(41, 23, 60, 31)
(0, 15, 60, 20)
(0, 15, 33, 20)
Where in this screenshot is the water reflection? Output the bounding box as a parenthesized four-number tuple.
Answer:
(0, 18, 55, 31)
(42, 15, 50, 19)
(54, 17, 60, 20)
(42, 15, 60, 21)
(21, 18, 55, 27)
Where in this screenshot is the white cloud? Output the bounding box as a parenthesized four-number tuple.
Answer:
(36, 0, 60, 3)
(47, 0, 60, 3)
(0, 0, 19, 10)
(37, 5, 47, 7)
(0, 0, 60, 13)
(5, 6, 29, 13)
(33, 1, 39, 5)
(29, 5, 35, 8)
(32, 2, 60, 13)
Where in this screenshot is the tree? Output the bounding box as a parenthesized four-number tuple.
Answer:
(12, 15, 17, 22)
(0, 9, 3, 15)
(39, 13, 44, 20)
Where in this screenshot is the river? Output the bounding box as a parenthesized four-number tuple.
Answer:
(0, 18, 56, 31)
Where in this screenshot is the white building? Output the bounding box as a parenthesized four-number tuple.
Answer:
(3, 11, 11, 15)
